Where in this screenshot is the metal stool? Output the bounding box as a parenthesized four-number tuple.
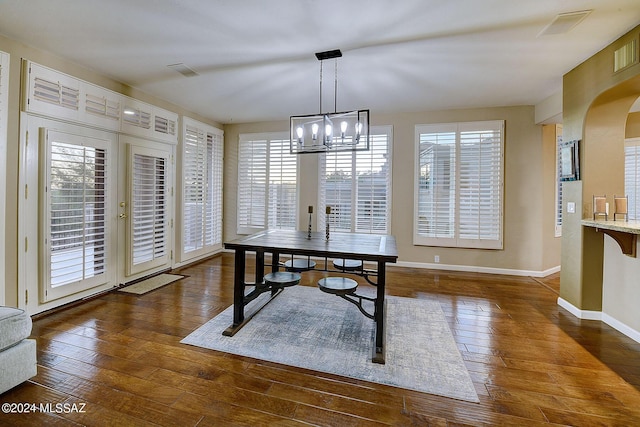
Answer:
(264, 271, 301, 288)
(283, 258, 316, 272)
(333, 258, 363, 272)
(317, 277, 358, 296)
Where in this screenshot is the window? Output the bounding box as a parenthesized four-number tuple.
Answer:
(319, 126, 392, 234)
(0, 51, 8, 305)
(414, 121, 504, 249)
(127, 146, 171, 275)
(555, 125, 563, 236)
(625, 138, 640, 220)
(182, 118, 223, 260)
(42, 130, 111, 302)
(237, 133, 297, 234)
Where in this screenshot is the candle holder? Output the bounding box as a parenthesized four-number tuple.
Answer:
(325, 206, 331, 241)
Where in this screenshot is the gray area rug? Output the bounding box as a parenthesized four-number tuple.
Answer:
(181, 285, 479, 403)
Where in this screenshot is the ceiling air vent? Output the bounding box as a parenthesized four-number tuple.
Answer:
(167, 63, 198, 78)
(614, 39, 638, 73)
(538, 10, 591, 37)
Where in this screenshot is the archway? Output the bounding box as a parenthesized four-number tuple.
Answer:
(571, 75, 640, 328)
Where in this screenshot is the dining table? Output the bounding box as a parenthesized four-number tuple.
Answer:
(223, 229, 398, 363)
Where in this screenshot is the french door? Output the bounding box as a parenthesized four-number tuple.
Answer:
(124, 142, 172, 276)
(19, 116, 176, 313)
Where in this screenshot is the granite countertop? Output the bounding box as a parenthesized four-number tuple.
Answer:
(581, 219, 640, 234)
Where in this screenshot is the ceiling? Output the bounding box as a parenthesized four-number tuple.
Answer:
(1, 0, 639, 124)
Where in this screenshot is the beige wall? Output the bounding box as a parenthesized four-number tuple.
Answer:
(627, 111, 640, 138)
(0, 34, 221, 307)
(225, 106, 561, 274)
(561, 24, 640, 319)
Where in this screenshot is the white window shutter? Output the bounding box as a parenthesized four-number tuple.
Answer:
(182, 119, 223, 260)
(416, 126, 456, 241)
(205, 131, 223, 246)
(131, 153, 167, 265)
(415, 121, 503, 249)
(625, 139, 640, 220)
(44, 131, 112, 302)
(267, 139, 297, 230)
(237, 133, 297, 234)
(320, 126, 392, 234)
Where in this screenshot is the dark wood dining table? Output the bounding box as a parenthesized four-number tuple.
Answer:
(223, 229, 398, 363)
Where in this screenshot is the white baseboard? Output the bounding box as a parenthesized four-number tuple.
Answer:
(222, 249, 561, 277)
(557, 297, 602, 320)
(557, 297, 640, 344)
(395, 261, 561, 278)
(602, 313, 640, 343)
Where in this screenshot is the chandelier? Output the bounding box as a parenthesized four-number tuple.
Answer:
(290, 49, 370, 154)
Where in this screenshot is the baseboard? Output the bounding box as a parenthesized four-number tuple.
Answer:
(222, 249, 560, 278)
(602, 313, 640, 344)
(557, 298, 640, 343)
(395, 261, 561, 278)
(557, 297, 602, 320)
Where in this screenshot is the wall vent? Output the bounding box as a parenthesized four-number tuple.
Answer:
(614, 39, 638, 73)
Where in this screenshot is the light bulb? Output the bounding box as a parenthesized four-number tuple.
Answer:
(340, 121, 348, 139)
(325, 124, 332, 144)
(311, 123, 319, 141)
(296, 126, 304, 143)
(355, 122, 362, 142)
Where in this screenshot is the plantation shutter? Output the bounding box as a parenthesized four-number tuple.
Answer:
(457, 122, 502, 244)
(322, 149, 354, 232)
(625, 139, 640, 220)
(415, 121, 503, 249)
(416, 125, 456, 242)
(555, 129, 564, 236)
(131, 153, 166, 266)
(0, 52, 6, 305)
(237, 137, 267, 233)
(205, 131, 223, 246)
(237, 133, 297, 234)
(320, 126, 392, 234)
(267, 138, 297, 229)
(182, 119, 223, 259)
(44, 131, 111, 301)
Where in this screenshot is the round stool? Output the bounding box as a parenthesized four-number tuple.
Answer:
(333, 258, 363, 272)
(318, 277, 358, 296)
(264, 271, 301, 288)
(284, 258, 316, 272)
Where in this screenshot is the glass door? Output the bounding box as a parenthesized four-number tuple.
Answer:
(124, 143, 173, 277)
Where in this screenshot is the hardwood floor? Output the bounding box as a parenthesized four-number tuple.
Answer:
(2, 254, 640, 426)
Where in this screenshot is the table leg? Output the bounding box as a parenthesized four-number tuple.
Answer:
(372, 260, 386, 364)
(223, 248, 246, 336)
(255, 250, 265, 284)
(223, 248, 284, 337)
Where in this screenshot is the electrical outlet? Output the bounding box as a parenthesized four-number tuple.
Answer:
(434, 255, 440, 263)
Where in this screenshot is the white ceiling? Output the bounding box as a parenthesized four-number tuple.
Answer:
(1, 0, 639, 124)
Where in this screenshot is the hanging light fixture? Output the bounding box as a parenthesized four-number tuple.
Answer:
(290, 49, 370, 154)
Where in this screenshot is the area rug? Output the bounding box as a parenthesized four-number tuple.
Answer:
(181, 285, 479, 403)
(119, 273, 185, 295)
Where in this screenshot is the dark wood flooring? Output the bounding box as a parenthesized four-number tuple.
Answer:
(1, 254, 639, 426)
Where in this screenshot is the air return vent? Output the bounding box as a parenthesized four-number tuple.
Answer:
(614, 39, 638, 73)
(538, 10, 591, 37)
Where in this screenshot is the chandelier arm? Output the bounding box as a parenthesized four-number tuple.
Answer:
(319, 60, 323, 114)
(334, 58, 338, 113)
